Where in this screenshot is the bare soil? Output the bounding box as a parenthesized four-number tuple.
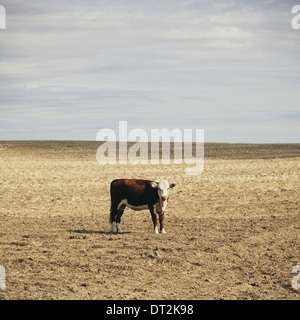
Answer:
(0, 141, 299, 300)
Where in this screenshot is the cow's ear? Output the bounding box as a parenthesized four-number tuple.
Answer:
(150, 181, 158, 188)
(170, 183, 175, 188)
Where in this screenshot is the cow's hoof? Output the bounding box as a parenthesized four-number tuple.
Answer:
(154, 226, 159, 234)
(116, 223, 122, 233)
(111, 222, 116, 233)
(161, 228, 166, 234)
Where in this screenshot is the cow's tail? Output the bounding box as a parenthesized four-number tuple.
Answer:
(109, 204, 114, 223)
(109, 180, 117, 223)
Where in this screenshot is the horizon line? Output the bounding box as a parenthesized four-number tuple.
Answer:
(0, 139, 299, 145)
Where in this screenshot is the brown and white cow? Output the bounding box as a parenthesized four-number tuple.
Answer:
(109, 179, 175, 233)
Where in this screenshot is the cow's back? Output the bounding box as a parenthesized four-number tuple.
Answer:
(110, 179, 157, 206)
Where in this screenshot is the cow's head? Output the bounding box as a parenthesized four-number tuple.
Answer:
(151, 180, 175, 211)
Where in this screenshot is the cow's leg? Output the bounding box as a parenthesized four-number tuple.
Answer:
(116, 203, 126, 233)
(149, 205, 159, 234)
(110, 205, 118, 233)
(116, 210, 125, 233)
(159, 212, 166, 234)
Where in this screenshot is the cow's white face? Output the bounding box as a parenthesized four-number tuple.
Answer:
(156, 180, 175, 212)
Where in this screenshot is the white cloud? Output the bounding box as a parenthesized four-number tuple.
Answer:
(0, 0, 299, 142)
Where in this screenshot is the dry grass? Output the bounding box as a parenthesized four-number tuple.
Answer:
(0, 141, 299, 299)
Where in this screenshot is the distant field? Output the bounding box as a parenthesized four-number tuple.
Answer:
(0, 141, 299, 299)
(1, 140, 300, 159)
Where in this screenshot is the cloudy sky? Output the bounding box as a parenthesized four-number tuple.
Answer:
(0, 0, 299, 142)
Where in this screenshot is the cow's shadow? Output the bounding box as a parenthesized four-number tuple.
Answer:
(68, 229, 131, 235)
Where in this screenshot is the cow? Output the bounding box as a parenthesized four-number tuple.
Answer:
(109, 179, 175, 234)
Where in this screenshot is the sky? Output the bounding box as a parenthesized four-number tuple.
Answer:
(0, 0, 299, 142)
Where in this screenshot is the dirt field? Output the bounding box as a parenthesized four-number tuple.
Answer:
(0, 141, 299, 300)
